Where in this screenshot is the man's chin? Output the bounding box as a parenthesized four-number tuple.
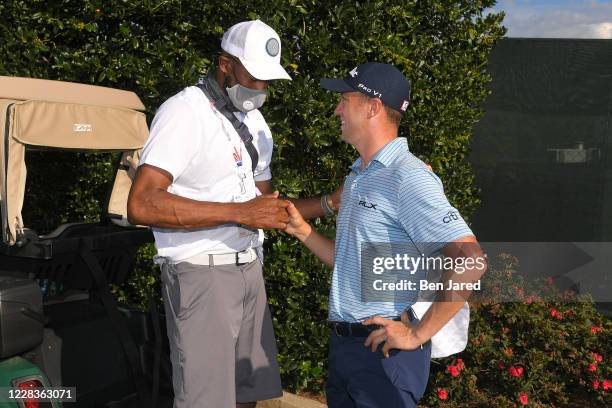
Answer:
(339, 129, 350, 141)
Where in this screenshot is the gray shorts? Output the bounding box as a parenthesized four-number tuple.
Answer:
(160, 259, 282, 408)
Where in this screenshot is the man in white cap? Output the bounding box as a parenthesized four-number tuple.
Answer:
(128, 20, 338, 408)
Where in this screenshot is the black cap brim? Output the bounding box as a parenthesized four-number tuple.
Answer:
(319, 78, 355, 92)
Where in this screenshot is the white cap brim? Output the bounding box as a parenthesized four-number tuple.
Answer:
(240, 57, 292, 81)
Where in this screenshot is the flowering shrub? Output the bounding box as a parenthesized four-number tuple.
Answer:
(423, 255, 611, 407)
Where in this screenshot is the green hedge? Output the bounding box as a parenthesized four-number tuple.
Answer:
(1, 0, 507, 396)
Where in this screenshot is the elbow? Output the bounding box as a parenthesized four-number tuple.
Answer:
(127, 195, 147, 226)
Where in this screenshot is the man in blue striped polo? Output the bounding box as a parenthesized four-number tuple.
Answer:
(284, 62, 485, 408)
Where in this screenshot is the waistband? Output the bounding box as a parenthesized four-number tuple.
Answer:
(177, 248, 258, 266)
(328, 309, 418, 338)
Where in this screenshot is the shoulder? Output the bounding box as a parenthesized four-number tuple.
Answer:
(391, 151, 439, 183)
(154, 86, 213, 120)
(388, 153, 445, 201)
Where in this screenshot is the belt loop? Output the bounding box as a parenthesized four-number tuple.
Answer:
(208, 254, 214, 268)
(153, 255, 168, 266)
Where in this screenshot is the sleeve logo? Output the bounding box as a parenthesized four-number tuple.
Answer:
(443, 211, 459, 223)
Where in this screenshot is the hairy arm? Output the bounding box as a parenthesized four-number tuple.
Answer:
(127, 164, 289, 229)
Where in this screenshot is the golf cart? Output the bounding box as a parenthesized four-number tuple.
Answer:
(0, 76, 171, 407)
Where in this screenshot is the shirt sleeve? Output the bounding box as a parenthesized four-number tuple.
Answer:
(139, 96, 203, 181)
(397, 168, 473, 254)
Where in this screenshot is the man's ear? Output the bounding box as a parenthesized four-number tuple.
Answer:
(368, 98, 383, 119)
(218, 54, 232, 75)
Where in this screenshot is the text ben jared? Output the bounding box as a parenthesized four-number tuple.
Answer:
(371, 254, 486, 292)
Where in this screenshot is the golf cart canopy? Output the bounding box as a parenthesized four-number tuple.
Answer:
(0, 76, 149, 246)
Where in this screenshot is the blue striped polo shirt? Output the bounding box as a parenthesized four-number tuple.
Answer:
(329, 137, 473, 323)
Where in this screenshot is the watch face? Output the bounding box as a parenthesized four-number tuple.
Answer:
(265, 38, 280, 57)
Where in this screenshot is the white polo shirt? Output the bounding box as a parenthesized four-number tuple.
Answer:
(140, 86, 274, 262)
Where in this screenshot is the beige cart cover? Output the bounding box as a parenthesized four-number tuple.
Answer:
(0, 76, 149, 245)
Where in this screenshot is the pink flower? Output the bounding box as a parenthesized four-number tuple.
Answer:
(437, 388, 448, 400)
(593, 379, 600, 390)
(525, 296, 533, 305)
(503, 348, 513, 356)
(447, 365, 460, 377)
(509, 366, 524, 378)
(456, 358, 465, 371)
(588, 364, 597, 372)
(602, 379, 611, 391)
(518, 392, 529, 405)
(591, 325, 603, 334)
(550, 308, 560, 318)
(592, 353, 603, 363)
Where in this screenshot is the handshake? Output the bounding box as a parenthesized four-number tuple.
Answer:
(238, 191, 314, 240)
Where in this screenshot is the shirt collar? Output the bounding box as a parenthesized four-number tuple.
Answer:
(350, 137, 409, 172)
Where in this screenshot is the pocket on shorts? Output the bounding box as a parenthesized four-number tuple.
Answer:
(174, 262, 210, 321)
(380, 344, 431, 401)
(161, 265, 182, 319)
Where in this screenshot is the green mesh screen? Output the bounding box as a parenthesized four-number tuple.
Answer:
(471, 38, 612, 242)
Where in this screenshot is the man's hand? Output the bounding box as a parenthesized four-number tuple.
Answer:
(363, 312, 425, 358)
(239, 192, 290, 229)
(284, 202, 312, 242)
(283, 202, 335, 267)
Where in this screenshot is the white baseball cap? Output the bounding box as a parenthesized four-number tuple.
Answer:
(221, 20, 292, 81)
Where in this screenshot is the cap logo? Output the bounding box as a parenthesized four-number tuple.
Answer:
(357, 83, 382, 98)
(401, 100, 410, 111)
(349, 67, 359, 77)
(265, 38, 280, 57)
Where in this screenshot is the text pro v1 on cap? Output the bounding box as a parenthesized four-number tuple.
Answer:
(221, 20, 291, 81)
(320, 62, 411, 113)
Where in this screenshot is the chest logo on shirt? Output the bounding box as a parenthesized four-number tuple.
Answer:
(443, 211, 459, 223)
(358, 200, 377, 210)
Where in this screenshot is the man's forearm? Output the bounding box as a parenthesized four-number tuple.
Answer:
(303, 230, 335, 268)
(128, 189, 249, 229)
(284, 200, 335, 266)
(290, 186, 342, 220)
(414, 238, 487, 343)
(290, 196, 327, 220)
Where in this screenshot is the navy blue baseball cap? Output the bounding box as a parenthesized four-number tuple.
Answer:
(320, 62, 411, 114)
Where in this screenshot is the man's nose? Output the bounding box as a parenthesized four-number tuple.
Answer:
(334, 103, 342, 116)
